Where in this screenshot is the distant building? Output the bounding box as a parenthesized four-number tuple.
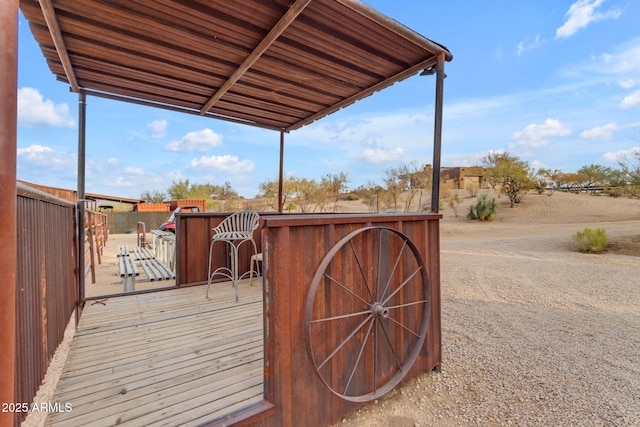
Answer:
(423, 165, 490, 191)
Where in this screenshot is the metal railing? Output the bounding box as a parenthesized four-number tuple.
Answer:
(84, 209, 108, 283)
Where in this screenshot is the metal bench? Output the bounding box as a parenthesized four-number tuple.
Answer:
(132, 247, 176, 282)
(117, 245, 139, 291)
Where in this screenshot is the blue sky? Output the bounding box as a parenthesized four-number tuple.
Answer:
(16, 0, 640, 199)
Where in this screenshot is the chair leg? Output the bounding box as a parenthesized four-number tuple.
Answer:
(250, 254, 262, 286)
(205, 240, 215, 299)
(230, 243, 239, 303)
(250, 257, 255, 286)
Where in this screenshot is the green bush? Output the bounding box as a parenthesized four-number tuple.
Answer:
(467, 194, 497, 221)
(572, 227, 608, 253)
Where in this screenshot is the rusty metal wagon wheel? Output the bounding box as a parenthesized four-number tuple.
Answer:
(304, 226, 431, 402)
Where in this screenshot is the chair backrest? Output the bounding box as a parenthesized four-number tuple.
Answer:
(213, 210, 260, 235)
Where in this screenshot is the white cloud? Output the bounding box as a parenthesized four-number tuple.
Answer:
(165, 128, 223, 152)
(513, 119, 571, 148)
(619, 79, 637, 89)
(603, 146, 640, 163)
(621, 90, 640, 109)
(147, 120, 167, 139)
(125, 167, 145, 175)
(107, 158, 119, 166)
(188, 154, 254, 174)
(580, 122, 619, 140)
(17, 144, 76, 170)
(556, 0, 621, 39)
(362, 135, 383, 149)
(358, 147, 404, 164)
(516, 34, 545, 57)
(17, 87, 75, 128)
(597, 39, 640, 75)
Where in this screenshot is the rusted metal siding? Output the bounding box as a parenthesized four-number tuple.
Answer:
(15, 184, 78, 425)
(1, 1, 18, 425)
(259, 213, 441, 427)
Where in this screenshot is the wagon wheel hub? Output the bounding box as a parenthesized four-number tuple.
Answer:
(371, 302, 390, 319)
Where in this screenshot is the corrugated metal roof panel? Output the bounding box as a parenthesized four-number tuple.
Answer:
(20, 0, 452, 131)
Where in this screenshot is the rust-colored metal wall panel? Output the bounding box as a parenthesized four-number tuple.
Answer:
(259, 213, 441, 427)
(1, 1, 18, 424)
(15, 185, 79, 424)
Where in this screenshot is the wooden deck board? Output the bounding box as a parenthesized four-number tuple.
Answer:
(46, 279, 264, 427)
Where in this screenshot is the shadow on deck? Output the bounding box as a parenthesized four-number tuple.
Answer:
(46, 280, 263, 426)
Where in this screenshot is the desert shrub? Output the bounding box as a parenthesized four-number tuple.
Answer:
(607, 188, 623, 198)
(342, 193, 359, 201)
(444, 190, 462, 217)
(572, 227, 608, 253)
(467, 194, 497, 221)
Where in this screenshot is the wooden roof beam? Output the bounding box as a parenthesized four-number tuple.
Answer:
(199, 0, 313, 117)
(39, 0, 79, 91)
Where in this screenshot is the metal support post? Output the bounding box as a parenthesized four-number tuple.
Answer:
(0, 0, 19, 422)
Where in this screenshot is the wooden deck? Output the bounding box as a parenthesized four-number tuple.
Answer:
(46, 279, 264, 427)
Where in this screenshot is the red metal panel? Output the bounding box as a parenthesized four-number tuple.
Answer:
(0, 1, 18, 424)
(261, 214, 441, 426)
(15, 185, 79, 425)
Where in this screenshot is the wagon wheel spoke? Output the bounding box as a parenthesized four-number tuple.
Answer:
(317, 315, 373, 371)
(350, 239, 375, 302)
(324, 272, 372, 308)
(381, 266, 422, 306)
(378, 240, 408, 302)
(305, 226, 431, 403)
(344, 317, 375, 395)
(377, 318, 403, 370)
(311, 309, 372, 324)
(386, 314, 423, 339)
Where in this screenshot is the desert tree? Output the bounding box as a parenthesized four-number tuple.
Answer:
(140, 190, 166, 203)
(354, 182, 384, 213)
(291, 177, 322, 212)
(480, 151, 507, 194)
(167, 179, 192, 200)
(257, 177, 295, 211)
(481, 151, 534, 207)
(257, 176, 326, 212)
(321, 172, 349, 212)
(535, 168, 566, 195)
(380, 162, 431, 212)
(381, 166, 404, 211)
(534, 169, 550, 194)
(617, 147, 640, 196)
(576, 164, 614, 193)
(208, 181, 239, 200)
(401, 162, 431, 212)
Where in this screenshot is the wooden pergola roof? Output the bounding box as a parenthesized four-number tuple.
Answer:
(20, 0, 452, 132)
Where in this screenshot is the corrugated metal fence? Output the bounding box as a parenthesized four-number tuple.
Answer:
(15, 183, 79, 425)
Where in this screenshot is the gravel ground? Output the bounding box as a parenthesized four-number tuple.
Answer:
(335, 192, 640, 426)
